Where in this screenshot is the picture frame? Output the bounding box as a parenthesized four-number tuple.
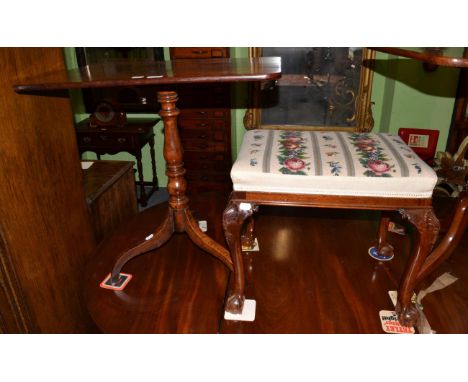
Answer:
(244, 47, 376, 132)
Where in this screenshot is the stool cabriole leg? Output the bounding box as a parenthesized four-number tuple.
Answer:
(241, 206, 258, 250)
(376, 212, 394, 259)
(223, 199, 257, 314)
(397, 207, 440, 327)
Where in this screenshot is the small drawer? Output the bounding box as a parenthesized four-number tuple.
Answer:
(181, 130, 225, 142)
(182, 139, 226, 152)
(179, 119, 227, 130)
(184, 151, 226, 163)
(77, 132, 137, 150)
(179, 108, 229, 120)
(171, 47, 228, 59)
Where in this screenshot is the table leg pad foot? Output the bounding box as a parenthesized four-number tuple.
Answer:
(99, 273, 133, 291)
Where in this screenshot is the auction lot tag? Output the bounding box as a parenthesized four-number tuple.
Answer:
(379, 310, 415, 334)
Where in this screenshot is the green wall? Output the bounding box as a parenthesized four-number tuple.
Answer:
(371, 48, 462, 152)
(65, 47, 461, 187)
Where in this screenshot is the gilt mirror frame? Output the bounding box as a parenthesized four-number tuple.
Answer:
(243, 47, 376, 132)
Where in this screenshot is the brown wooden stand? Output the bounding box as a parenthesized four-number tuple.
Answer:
(109, 91, 233, 285)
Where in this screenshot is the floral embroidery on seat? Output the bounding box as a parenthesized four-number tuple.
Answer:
(327, 161, 342, 176)
(277, 131, 310, 175)
(349, 133, 394, 177)
(412, 163, 422, 174)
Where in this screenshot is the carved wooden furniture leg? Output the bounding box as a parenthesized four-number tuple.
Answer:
(108, 91, 232, 287)
(241, 208, 258, 250)
(417, 193, 468, 284)
(373, 211, 394, 259)
(223, 198, 257, 314)
(110, 208, 174, 283)
(397, 207, 440, 326)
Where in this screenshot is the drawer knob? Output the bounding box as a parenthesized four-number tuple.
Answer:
(198, 134, 207, 139)
(117, 138, 127, 143)
(82, 137, 91, 143)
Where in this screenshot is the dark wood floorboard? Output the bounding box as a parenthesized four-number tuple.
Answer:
(85, 193, 468, 334)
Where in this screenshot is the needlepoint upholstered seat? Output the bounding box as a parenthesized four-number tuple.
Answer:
(232, 130, 437, 198)
(223, 129, 440, 327)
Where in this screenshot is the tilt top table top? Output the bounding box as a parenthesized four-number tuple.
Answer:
(13, 57, 282, 92)
(13, 56, 282, 290)
(370, 47, 468, 68)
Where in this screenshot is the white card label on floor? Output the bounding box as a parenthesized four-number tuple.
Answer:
(198, 220, 208, 232)
(224, 299, 256, 322)
(242, 238, 259, 252)
(379, 310, 415, 334)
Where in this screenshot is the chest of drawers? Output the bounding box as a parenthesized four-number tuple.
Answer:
(171, 47, 232, 193)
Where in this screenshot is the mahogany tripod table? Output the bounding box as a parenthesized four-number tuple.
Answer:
(14, 57, 282, 289)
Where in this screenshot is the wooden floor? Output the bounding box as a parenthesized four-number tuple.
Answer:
(84, 192, 468, 334)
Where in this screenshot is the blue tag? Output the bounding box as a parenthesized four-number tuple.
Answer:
(368, 246, 394, 261)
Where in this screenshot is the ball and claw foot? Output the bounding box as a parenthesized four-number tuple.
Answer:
(225, 294, 245, 315)
(396, 302, 420, 327)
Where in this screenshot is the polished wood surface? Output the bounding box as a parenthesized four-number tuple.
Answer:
(371, 48, 468, 68)
(83, 161, 138, 243)
(0, 48, 96, 333)
(84, 193, 468, 333)
(13, 57, 282, 92)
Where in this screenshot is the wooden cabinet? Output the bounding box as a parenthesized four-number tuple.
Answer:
(170, 48, 232, 193)
(0, 48, 96, 333)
